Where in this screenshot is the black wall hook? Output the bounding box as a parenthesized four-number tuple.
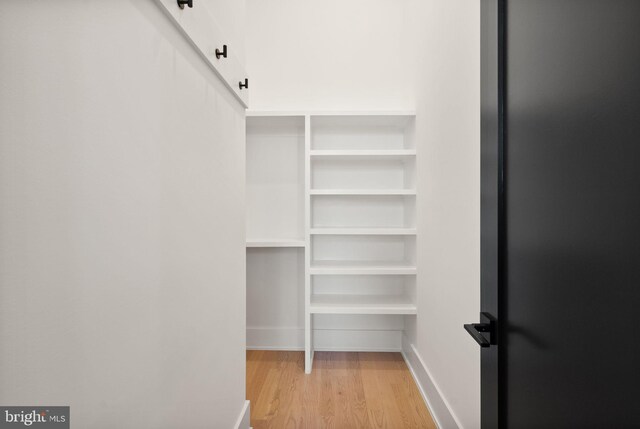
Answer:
(177, 0, 192, 9)
(239, 78, 248, 90)
(215, 45, 227, 59)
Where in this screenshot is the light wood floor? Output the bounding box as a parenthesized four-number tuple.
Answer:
(247, 350, 437, 429)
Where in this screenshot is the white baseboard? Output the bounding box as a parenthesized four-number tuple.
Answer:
(314, 329, 401, 351)
(247, 327, 304, 350)
(233, 400, 250, 429)
(247, 327, 402, 352)
(401, 335, 460, 429)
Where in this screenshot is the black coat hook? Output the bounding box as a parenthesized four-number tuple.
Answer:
(177, 0, 192, 9)
(239, 78, 248, 90)
(215, 45, 227, 59)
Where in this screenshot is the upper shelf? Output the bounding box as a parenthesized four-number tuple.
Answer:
(310, 150, 416, 159)
(310, 189, 416, 196)
(310, 260, 417, 275)
(310, 228, 416, 235)
(247, 110, 416, 117)
(310, 294, 417, 315)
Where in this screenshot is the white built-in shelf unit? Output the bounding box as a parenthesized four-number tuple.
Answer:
(246, 111, 417, 373)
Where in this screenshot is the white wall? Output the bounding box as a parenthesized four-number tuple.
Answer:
(409, 1, 481, 428)
(0, 1, 246, 428)
(204, 0, 246, 61)
(247, 0, 480, 428)
(246, 0, 417, 111)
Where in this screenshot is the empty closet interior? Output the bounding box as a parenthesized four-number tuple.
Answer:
(246, 112, 417, 372)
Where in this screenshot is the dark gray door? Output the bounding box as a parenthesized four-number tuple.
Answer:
(471, 1, 640, 427)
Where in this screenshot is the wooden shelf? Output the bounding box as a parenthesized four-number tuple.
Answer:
(310, 149, 416, 159)
(310, 189, 416, 196)
(246, 239, 306, 248)
(310, 294, 417, 315)
(310, 260, 416, 275)
(310, 228, 416, 235)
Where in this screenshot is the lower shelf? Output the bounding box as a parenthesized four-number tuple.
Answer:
(246, 239, 306, 248)
(310, 294, 417, 315)
(310, 227, 417, 235)
(310, 260, 416, 275)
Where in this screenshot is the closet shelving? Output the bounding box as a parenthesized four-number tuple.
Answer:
(246, 111, 417, 373)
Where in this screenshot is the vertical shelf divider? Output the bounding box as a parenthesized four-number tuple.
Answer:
(304, 114, 313, 373)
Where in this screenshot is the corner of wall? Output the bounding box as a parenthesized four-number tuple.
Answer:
(234, 400, 251, 429)
(401, 334, 461, 429)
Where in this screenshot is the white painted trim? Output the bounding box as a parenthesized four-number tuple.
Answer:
(246, 345, 305, 351)
(314, 345, 400, 352)
(401, 335, 460, 429)
(246, 345, 402, 352)
(233, 400, 250, 429)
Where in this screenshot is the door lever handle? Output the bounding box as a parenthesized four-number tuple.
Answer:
(464, 312, 497, 347)
(464, 323, 491, 347)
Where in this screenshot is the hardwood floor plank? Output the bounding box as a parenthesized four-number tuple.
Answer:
(359, 353, 392, 428)
(246, 351, 436, 429)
